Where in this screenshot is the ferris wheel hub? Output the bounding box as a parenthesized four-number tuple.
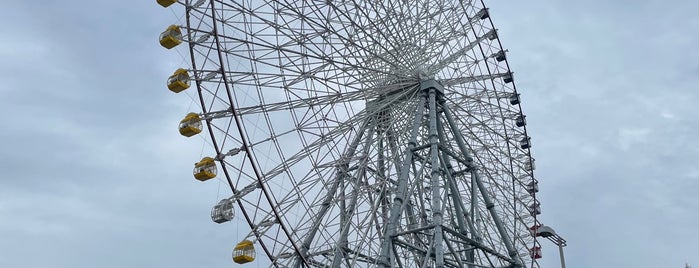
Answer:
(419, 79, 445, 94)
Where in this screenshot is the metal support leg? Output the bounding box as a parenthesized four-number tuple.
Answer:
(441, 102, 523, 267)
(378, 94, 427, 268)
(427, 88, 445, 268)
(436, 110, 478, 268)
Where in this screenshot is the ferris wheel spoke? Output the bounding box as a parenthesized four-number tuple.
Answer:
(293, 112, 371, 267)
(227, 113, 378, 262)
(456, 135, 532, 202)
(442, 118, 532, 230)
(254, 90, 417, 185)
(235, 89, 367, 116)
(210, 2, 400, 87)
(288, 101, 424, 266)
(261, 112, 365, 181)
(441, 73, 511, 87)
(443, 108, 516, 162)
(428, 29, 495, 75)
(330, 130, 378, 268)
(294, 102, 416, 264)
(213, 31, 385, 86)
(326, 2, 404, 67)
(446, 94, 521, 120)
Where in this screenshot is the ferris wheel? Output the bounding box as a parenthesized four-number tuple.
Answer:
(157, 0, 545, 267)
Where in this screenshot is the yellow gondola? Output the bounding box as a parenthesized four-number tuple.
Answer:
(167, 68, 190, 93)
(193, 157, 217, 181)
(232, 240, 255, 264)
(159, 25, 182, 49)
(156, 0, 176, 8)
(179, 113, 202, 137)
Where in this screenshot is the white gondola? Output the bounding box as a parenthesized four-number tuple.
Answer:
(211, 199, 234, 223)
(520, 136, 531, 149)
(529, 202, 541, 216)
(503, 73, 513, 83)
(526, 180, 539, 194)
(515, 115, 526, 127)
(494, 50, 506, 62)
(525, 159, 536, 171)
(509, 93, 520, 105)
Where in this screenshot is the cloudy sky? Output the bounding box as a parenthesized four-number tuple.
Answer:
(1, 0, 697, 268)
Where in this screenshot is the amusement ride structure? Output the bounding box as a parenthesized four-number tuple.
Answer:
(156, 0, 566, 267)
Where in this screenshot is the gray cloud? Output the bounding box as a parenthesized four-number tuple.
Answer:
(0, 1, 241, 267)
(489, 0, 699, 266)
(1, 0, 697, 267)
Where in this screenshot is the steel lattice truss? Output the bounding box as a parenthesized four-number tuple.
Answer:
(174, 0, 542, 267)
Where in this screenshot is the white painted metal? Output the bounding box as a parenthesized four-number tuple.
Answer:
(175, 0, 545, 267)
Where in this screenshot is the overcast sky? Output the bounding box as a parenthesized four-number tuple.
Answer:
(1, 0, 697, 268)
